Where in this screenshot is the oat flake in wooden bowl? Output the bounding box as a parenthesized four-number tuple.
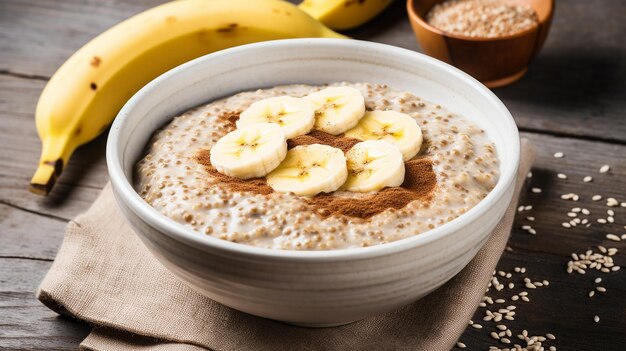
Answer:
(426, 0, 539, 38)
(407, 0, 554, 87)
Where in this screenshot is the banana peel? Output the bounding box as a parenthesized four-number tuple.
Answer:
(299, 0, 394, 30)
(29, 0, 347, 195)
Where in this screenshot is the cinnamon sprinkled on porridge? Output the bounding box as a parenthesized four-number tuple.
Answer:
(306, 157, 436, 219)
(288, 130, 361, 153)
(135, 83, 499, 250)
(195, 132, 437, 219)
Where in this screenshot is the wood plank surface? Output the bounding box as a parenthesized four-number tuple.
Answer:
(0, 75, 109, 220)
(0, 203, 66, 260)
(1, 0, 625, 350)
(490, 0, 626, 144)
(354, 0, 626, 143)
(2, 131, 625, 350)
(0, 258, 92, 351)
(0, 0, 624, 141)
(0, 0, 169, 78)
(459, 132, 626, 351)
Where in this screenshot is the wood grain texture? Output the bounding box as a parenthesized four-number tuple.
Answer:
(0, 0, 168, 78)
(0, 202, 66, 260)
(349, 0, 626, 143)
(0, 75, 109, 220)
(0, 0, 625, 350)
(348, 0, 626, 142)
(494, 0, 626, 144)
(2, 132, 625, 350)
(0, 0, 624, 141)
(461, 248, 626, 351)
(0, 258, 92, 351)
(459, 132, 626, 351)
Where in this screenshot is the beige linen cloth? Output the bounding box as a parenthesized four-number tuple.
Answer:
(37, 140, 535, 351)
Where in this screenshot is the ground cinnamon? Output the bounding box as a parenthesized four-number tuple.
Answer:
(195, 150, 274, 195)
(308, 158, 436, 219)
(288, 130, 361, 153)
(216, 111, 240, 133)
(195, 123, 437, 219)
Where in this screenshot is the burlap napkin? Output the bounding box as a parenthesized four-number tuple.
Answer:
(37, 140, 535, 351)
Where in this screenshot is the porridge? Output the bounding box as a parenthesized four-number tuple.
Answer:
(135, 83, 499, 250)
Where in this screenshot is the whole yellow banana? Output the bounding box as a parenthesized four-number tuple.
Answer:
(30, 0, 346, 195)
(299, 0, 394, 30)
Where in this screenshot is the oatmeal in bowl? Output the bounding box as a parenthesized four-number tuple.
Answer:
(107, 39, 519, 325)
(135, 83, 499, 250)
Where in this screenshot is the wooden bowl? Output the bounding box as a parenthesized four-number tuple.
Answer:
(407, 0, 554, 88)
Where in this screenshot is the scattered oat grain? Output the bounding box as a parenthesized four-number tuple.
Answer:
(606, 234, 621, 242)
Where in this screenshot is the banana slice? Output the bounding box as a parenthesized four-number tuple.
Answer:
(266, 144, 347, 196)
(210, 122, 287, 179)
(304, 86, 366, 135)
(343, 140, 405, 193)
(237, 96, 315, 139)
(344, 110, 422, 161)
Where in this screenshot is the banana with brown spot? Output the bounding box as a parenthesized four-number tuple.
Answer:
(30, 0, 346, 195)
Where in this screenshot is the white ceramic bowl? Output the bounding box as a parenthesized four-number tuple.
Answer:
(107, 39, 520, 326)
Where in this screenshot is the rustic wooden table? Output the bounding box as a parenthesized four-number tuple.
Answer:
(1, 0, 625, 350)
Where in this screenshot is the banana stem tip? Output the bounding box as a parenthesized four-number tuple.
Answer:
(29, 159, 63, 196)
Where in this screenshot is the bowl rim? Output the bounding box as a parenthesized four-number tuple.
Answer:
(106, 38, 520, 262)
(406, 0, 554, 42)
